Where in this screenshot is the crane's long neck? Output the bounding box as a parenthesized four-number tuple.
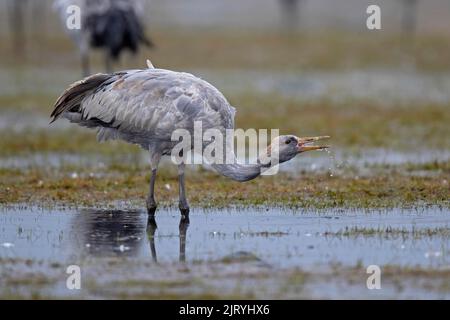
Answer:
(207, 138, 272, 182)
(211, 162, 262, 182)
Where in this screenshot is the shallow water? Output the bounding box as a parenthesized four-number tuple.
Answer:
(1, 206, 448, 269)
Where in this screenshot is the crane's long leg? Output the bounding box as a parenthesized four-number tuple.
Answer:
(78, 37, 90, 76)
(178, 163, 190, 218)
(81, 51, 89, 77)
(105, 52, 112, 74)
(147, 153, 161, 216)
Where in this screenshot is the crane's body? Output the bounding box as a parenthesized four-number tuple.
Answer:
(52, 69, 234, 156)
(51, 65, 329, 219)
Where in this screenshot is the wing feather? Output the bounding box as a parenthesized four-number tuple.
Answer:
(51, 69, 236, 145)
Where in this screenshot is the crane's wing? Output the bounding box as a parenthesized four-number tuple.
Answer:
(51, 69, 235, 144)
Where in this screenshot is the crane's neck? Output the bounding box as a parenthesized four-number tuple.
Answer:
(211, 162, 262, 182)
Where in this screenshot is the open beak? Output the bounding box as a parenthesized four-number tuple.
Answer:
(297, 136, 330, 153)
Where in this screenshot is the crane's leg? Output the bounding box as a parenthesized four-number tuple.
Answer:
(105, 52, 113, 74)
(81, 51, 89, 77)
(78, 36, 90, 76)
(178, 163, 190, 218)
(147, 153, 161, 216)
(179, 216, 189, 262)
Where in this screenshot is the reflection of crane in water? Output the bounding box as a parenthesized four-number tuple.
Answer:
(54, 0, 154, 76)
(147, 216, 189, 263)
(72, 209, 189, 262)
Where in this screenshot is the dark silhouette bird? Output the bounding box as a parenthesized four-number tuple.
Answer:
(54, 0, 154, 76)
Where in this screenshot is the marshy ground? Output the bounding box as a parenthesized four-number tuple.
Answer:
(0, 10, 449, 299)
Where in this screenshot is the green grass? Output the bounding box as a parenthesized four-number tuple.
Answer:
(0, 28, 449, 209)
(0, 163, 448, 209)
(3, 30, 450, 72)
(1, 257, 448, 299)
(324, 226, 450, 238)
(0, 94, 449, 155)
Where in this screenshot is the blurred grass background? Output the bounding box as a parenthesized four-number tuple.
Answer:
(0, 0, 449, 149)
(0, 0, 448, 207)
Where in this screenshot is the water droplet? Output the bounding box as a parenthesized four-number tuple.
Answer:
(118, 245, 130, 252)
(425, 251, 442, 258)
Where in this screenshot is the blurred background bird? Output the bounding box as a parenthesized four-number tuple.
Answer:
(54, 0, 154, 76)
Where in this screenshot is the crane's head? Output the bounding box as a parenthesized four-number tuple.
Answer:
(260, 135, 330, 166)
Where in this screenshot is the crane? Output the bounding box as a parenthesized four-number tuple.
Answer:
(51, 63, 329, 219)
(54, 0, 153, 76)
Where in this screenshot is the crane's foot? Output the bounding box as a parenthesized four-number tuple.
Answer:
(179, 204, 190, 220)
(147, 199, 157, 217)
(147, 206, 157, 217)
(180, 212, 190, 224)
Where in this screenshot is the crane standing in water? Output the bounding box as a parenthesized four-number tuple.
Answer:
(54, 0, 153, 76)
(51, 62, 329, 219)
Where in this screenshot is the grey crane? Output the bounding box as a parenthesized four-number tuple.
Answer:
(51, 63, 329, 219)
(54, 0, 153, 76)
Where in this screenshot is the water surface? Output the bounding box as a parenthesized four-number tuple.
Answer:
(1, 206, 448, 269)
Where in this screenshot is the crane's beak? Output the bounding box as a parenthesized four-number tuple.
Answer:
(297, 136, 330, 153)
